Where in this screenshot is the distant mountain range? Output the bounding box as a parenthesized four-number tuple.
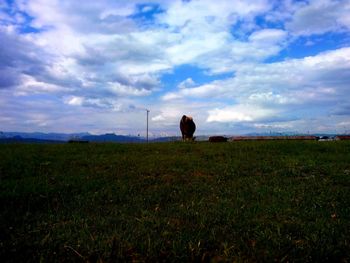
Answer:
(0, 132, 89, 141)
(0, 131, 341, 144)
(0, 132, 183, 143)
(81, 133, 145, 143)
(0, 136, 64, 144)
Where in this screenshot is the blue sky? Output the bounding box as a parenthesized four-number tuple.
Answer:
(1, 0, 350, 136)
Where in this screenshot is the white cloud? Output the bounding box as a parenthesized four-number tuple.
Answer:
(17, 0, 138, 33)
(162, 83, 222, 101)
(158, 0, 271, 28)
(8, 0, 167, 99)
(161, 47, 350, 131)
(150, 104, 184, 124)
(248, 28, 287, 43)
(286, 0, 350, 36)
(3, 0, 284, 100)
(162, 92, 182, 101)
(16, 74, 70, 95)
(65, 96, 83, 106)
(153, 0, 278, 71)
(107, 82, 152, 97)
(187, 28, 288, 74)
(207, 104, 277, 122)
(248, 92, 295, 105)
(151, 115, 166, 122)
(178, 78, 195, 89)
(253, 122, 294, 130)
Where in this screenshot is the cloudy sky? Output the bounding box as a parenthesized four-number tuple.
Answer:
(1, 0, 350, 136)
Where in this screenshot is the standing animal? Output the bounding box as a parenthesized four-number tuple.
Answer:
(180, 115, 196, 141)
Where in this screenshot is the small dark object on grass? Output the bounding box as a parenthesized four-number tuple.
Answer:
(209, 136, 228, 143)
(68, 140, 89, 143)
(335, 135, 350, 140)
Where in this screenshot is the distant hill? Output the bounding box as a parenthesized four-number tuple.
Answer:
(81, 133, 145, 143)
(0, 132, 159, 143)
(1, 131, 343, 144)
(0, 132, 89, 141)
(0, 136, 64, 144)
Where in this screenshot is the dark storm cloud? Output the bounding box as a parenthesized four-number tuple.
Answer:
(77, 33, 166, 67)
(0, 67, 21, 88)
(0, 29, 46, 84)
(315, 68, 350, 88)
(0, 28, 54, 89)
(332, 104, 350, 116)
(0, 28, 84, 92)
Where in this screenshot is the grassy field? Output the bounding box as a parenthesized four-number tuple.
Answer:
(0, 141, 350, 262)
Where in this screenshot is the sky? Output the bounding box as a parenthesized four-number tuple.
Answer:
(1, 0, 350, 136)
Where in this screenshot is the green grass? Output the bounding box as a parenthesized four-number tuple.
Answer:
(1, 141, 350, 262)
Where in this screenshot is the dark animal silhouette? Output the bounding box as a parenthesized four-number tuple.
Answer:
(209, 136, 228, 142)
(180, 115, 196, 141)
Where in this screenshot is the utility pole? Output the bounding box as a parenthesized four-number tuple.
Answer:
(146, 109, 150, 143)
